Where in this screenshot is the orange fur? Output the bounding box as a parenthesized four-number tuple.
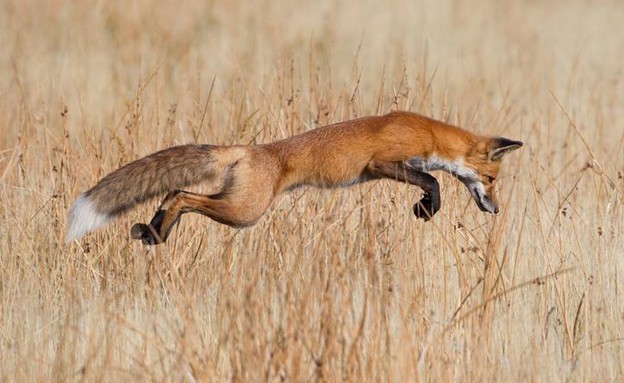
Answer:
(66, 111, 523, 244)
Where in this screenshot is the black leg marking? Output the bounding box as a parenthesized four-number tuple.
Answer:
(131, 209, 166, 245)
(368, 161, 442, 221)
(411, 172, 440, 221)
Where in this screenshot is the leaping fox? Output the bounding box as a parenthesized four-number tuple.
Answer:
(66, 111, 523, 245)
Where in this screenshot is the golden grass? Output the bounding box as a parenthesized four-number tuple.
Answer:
(1, 0, 624, 381)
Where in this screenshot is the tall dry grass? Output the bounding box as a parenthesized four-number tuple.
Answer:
(1, 0, 623, 381)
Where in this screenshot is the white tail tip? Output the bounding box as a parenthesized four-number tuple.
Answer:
(65, 194, 110, 243)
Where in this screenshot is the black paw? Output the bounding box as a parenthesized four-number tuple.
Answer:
(413, 195, 439, 221)
(131, 223, 162, 245)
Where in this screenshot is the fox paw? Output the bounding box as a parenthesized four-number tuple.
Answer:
(413, 195, 439, 221)
(131, 223, 162, 245)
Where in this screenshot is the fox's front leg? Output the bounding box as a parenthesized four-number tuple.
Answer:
(411, 172, 440, 221)
(368, 161, 441, 221)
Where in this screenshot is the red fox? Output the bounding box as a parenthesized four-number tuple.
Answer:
(66, 111, 522, 245)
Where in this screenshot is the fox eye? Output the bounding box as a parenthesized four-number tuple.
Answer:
(485, 175, 495, 183)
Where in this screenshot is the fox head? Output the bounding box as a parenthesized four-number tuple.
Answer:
(460, 137, 523, 214)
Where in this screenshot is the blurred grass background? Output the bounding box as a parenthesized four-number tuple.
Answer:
(1, 0, 623, 381)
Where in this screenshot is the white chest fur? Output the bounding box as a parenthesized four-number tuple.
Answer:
(406, 155, 477, 181)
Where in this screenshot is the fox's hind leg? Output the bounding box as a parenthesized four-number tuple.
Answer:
(131, 190, 186, 245)
(130, 151, 280, 245)
(130, 188, 272, 245)
(368, 161, 441, 221)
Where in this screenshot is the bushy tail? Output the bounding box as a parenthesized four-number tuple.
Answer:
(66, 144, 219, 242)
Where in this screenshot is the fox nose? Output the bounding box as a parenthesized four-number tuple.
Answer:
(494, 206, 499, 214)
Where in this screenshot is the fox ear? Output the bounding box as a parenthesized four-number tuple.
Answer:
(488, 137, 523, 161)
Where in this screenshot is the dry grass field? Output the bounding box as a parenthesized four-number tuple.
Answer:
(1, 0, 624, 381)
